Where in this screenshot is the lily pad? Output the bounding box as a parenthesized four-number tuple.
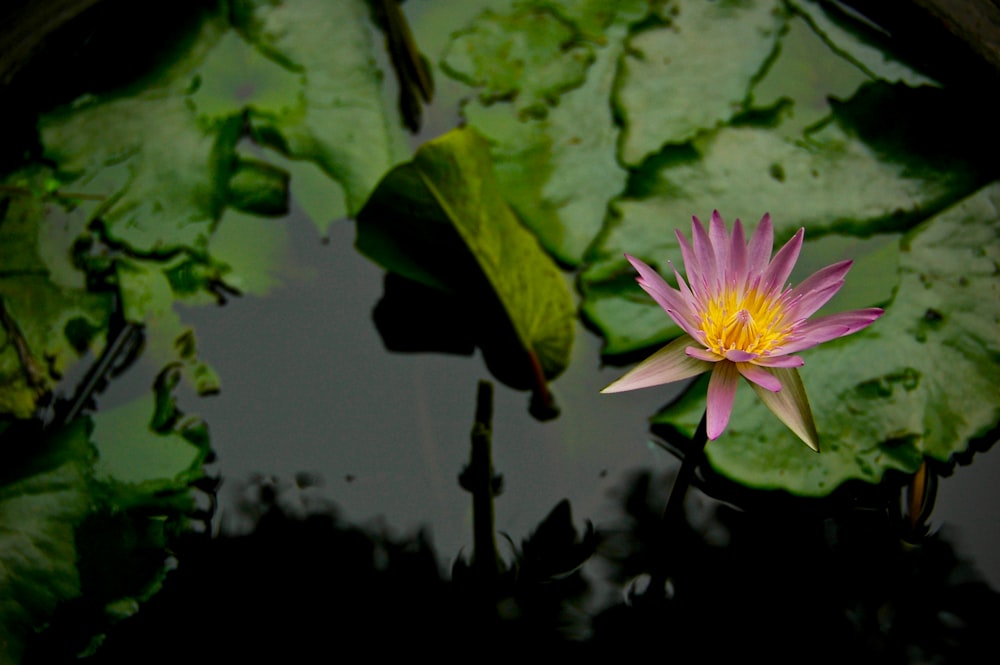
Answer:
(462, 17, 630, 266)
(235, 0, 410, 220)
(39, 64, 242, 255)
(1, 371, 210, 661)
(356, 127, 575, 396)
(441, 4, 595, 119)
(786, 0, 939, 87)
(653, 183, 1000, 495)
(0, 174, 111, 418)
(0, 419, 92, 663)
(615, 0, 786, 165)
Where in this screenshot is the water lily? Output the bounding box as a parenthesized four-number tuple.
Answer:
(602, 211, 883, 451)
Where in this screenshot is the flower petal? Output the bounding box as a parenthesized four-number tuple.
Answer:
(749, 367, 819, 451)
(746, 213, 774, 276)
(601, 335, 712, 394)
(737, 363, 781, 391)
(762, 227, 804, 296)
(706, 361, 740, 440)
(777, 308, 884, 353)
(728, 218, 747, 284)
(753, 354, 804, 368)
(690, 215, 720, 295)
(784, 260, 852, 319)
(709, 210, 729, 271)
(724, 349, 756, 362)
(624, 254, 700, 335)
(686, 346, 722, 362)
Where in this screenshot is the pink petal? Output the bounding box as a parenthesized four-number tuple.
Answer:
(724, 349, 756, 362)
(601, 335, 712, 394)
(778, 308, 884, 353)
(690, 216, 720, 294)
(728, 218, 748, 284)
(784, 260, 853, 319)
(708, 211, 729, 271)
(624, 254, 701, 336)
(752, 354, 804, 368)
(746, 213, 774, 276)
(686, 346, 722, 362)
(786, 281, 844, 322)
(675, 228, 703, 297)
(748, 367, 819, 451)
(706, 361, 740, 440)
(737, 363, 781, 392)
(762, 227, 804, 296)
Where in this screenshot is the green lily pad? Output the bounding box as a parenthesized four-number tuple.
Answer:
(748, 14, 871, 138)
(0, 419, 92, 664)
(533, 0, 649, 37)
(786, 0, 939, 87)
(235, 0, 410, 220)
(615, 0, 786, 165)
(356, 127, 575, 394)
(462, 17, 630, 266)
(581, 82, 998, 356)
(115, 258, 221, 396)
(0, 174, 111, 418)
(441, 5, 595, 119)
(91, 385, 210, 491)
(39, 35, 243, 255)
(652, 183, 1000, 495)
(1, 367, 210, 660)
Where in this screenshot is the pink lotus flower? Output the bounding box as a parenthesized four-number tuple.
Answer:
(602, 211, 883, 451)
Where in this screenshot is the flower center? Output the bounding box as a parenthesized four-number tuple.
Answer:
(700, 287, 789, 357)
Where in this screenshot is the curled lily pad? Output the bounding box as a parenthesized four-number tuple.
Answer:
(356, 127, 574, 403)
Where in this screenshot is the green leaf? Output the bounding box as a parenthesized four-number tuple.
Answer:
(615, 0, 787, 165)
(462, 16, 631, 266)
(581, 82, 999, 356)
(441, 5, 595, 119)
(227, 156, 289, 216)
(1, 370, 210, 660)
(356, 127, 575, 393)
(0, 173, 112, 418)
(653, 183, 1000, 495)
(748, 14, 871, 138)
(786, 0, 939, 87)
(0, 420, 92, 664)
(91, 391, 210, 491)
(115, 259, 221, 396)
(40, 81, 242, 256)
(235, 0, 410, 221)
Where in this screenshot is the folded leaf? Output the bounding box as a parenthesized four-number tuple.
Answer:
(356, 127, 574, 398)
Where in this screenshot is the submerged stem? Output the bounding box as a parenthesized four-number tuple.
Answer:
(641, 410, 709, 603)
(464, 381, 500, 584)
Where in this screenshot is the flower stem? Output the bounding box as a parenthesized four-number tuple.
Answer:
(642, 410, 708, 602)
(662, 410, 709, 525)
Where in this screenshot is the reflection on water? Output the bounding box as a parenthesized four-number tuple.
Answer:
(31, 463, 1000, 663)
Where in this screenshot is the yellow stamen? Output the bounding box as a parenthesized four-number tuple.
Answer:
(700, 286, 789, 357)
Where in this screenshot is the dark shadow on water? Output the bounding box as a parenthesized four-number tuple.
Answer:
(27, 467, 1000, 664)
